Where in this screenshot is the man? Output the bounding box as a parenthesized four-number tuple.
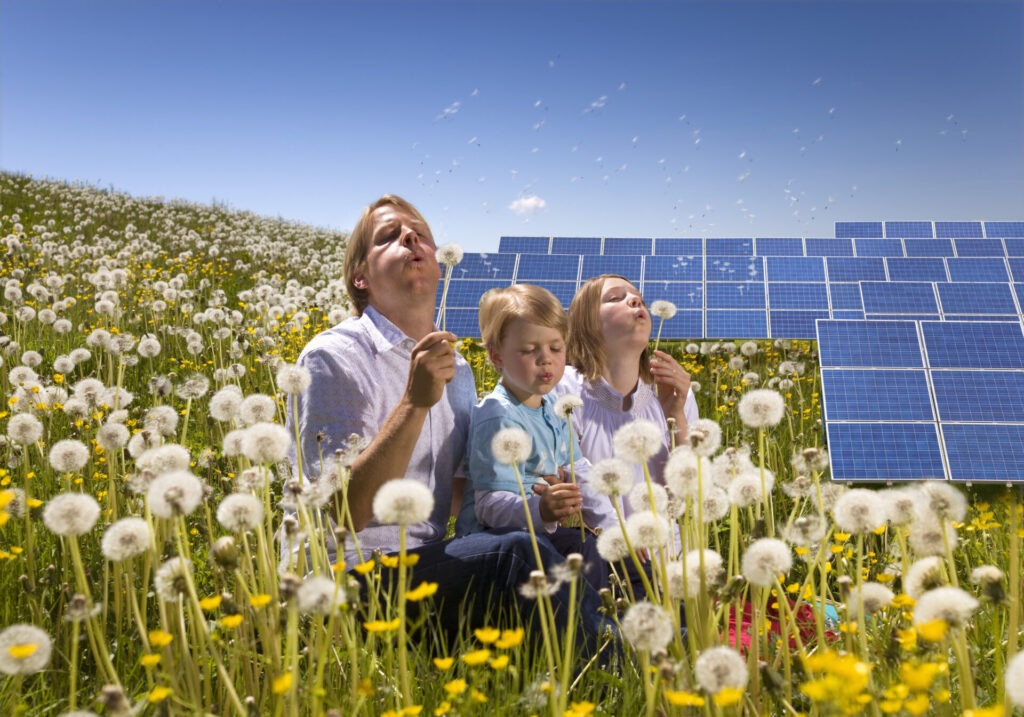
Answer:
(287, 195, 612, 644)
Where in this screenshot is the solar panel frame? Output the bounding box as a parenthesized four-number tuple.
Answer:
(945, 258, 1010, 282)
(581, 254, 643, 283)
(643, 255, 703, 281)
(943, 424, 1024, 483)
(706, 282, 766, 309)
(953, 238, 1006, 257)
(936, 221, 984, 238)
(603, 237, 653, 255)
(765, 256, 826, 282)
(706, 310, 768, 338)
(641, 281, 704, 310)
(816, 319, 924, 368)
(885, 258, 948, 282)
(767, 282, 830, 310)
(551, 237, 601, 255)
(854, 238, 905, 257)
(755, 237, 804, 256)
(986, 222, 1024, 238)
(836, 222, 883, 238)
(921, 321, 1024, 369)
(904, 239, 955, 257)
(705, 256, 764, 282)
(768, 310, 830, 338)
(452, 252, 518, 280)
(705, 238, 754, 256)
(826, 422, 946, 482)
(515, 253, 581, 281)
(821, 369, 934, 421)
(654, 238, 703, 255)
(498, 236, 549, 254)
(931, 371, 1024, 422)
(807, 238, 855, 256)
(860, 282, 939, 314)
(936, 282, 1018, 315)
(826, 257, 887, 282)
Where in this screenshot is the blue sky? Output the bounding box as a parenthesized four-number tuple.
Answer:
(2, 0, 1021, 251)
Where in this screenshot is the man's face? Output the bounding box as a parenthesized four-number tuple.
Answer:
(355, 205, 442, 308)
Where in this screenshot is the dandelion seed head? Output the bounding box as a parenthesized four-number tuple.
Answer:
(727, 469, 772, 508)
(1006, 651, 1024, 707)
(912, 586, 978, 628)
(242, 422, 291, 464)
(491, 427, 531, 466)
(8, 365, 37, 386)
(741, 537, 792, 586)
(677, 549, 724, 598)
(625, 511, 670, 549)
(42, 492, 101, 536)
(971, 565, 1004, 585)
(154, 556, 193, 603)
(144, 405, 179, 436)
(222, 429, 247, 457)
(147, 471, 204, 518)
(49, 439, 90, 473)
(52, 355, 75, 374)
(688, 419, 722, 456)
(833, 488, 887, 534)
(588, 457, 634, 497)
(904, 556, 945, 599)
(209, 386, 243, 422)
(664, 446, 710, 498)
(216, 493, 264, 532)
(596, 526, 630, 562)
(276, 363, 312, 395)
(908, 518, 957, 557)
(613, 419, 664, 463)
(137, 443, 191, 475)
(553, 394, 583, 420)
(297, 575, 345, 614)
(628, 482, 668, 515)
(436, 243, 464, 266)
(880, 487, 918, 526)
(239, 394, 277, 426)
(137, 336, 161, 358)
(917, 480, 967, 522)
(621, 601, 674, 654)
(782, 514, 826, 547)
(649, 300, 677, 320)
(737, 389, 785, 428)
(100, 517, 151, 561)
(126, 429, 161, 459)
(847, 582, 895, 619)
(372, 478, 435, 525)
(6, 413, 42, 445)
(818, 482, 847, 512)
(96, 422, 130, 451)
(175, 374, 210, 400)
(710, 445, 755, 488)
(0, 624, 52, 675)
(740, 341, 758, 357)
(695, 646, 748, 694)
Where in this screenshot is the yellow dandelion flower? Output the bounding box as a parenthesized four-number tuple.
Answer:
(903, 693, 930, 716)
(433, 657, 454, 670)
(964, 706, 1004, 717)
(219, 614, 243, 629)
(7, 644, 38, 659)
(331, 559, 347, 573)
(272, 673, 292, 694)
(488, 655, 509, 670)
(664, 690, 705, 707)
(713, 687, 744, 707)
(400, 553, 420, 566)
(199, 595, 222, 611)
(495, 628, 524, 649)
(916, 619, 949, 642)
(357, 679, 373, 697)
(434, 701, 451, 716)
(900, 662, 941, 691)
(461, 648, 491, 666)
(474, 627, 501, 644)
(147, 686, 172, 703)
(470, 688, 487, 703)
(407, 582, 439, 602)
(381, 555, 399, 568)
(148, 629, 173, 647)
(834, 532, 851, 541)
(140, 653, 161, 668)
(25, 498, 42, 508)
(402, 708, 423, 716)
(354, 560, 376, 575)
(364, 618, 401, 633)
(936, 689, 951, 702)
(879, 699, 903, 713)
(0, 492, 12, 509)
(443, 678, 467, 695)
(891, 594, 916, 608)
(248, 593, 272, 608)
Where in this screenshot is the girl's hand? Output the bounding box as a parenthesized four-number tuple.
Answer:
(650, 350, 691, 415)
(532, 474, 582, 523)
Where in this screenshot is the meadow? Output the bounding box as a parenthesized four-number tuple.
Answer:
(0, 171, 1021, 716)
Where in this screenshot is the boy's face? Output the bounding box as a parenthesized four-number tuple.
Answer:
(489, 317, 566, 408)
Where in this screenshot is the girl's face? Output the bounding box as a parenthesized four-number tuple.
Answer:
(597, 277, 650, 346)
(489, 317, 566, 408)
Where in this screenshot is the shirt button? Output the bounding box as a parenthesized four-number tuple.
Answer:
(402, 339, 414, 350)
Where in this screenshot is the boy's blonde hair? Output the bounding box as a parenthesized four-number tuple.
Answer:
(567, 274, 653, 383)
(478, 284, 567, 350)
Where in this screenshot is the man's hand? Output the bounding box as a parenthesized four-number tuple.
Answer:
(531, 473, 582, 524)
(651, 349, 691, 416)
(406, 331, 457, 408)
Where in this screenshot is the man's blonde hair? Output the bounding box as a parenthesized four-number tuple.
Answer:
(479, 284, 567, 351)
(567, 274, 653, 383)
(343, 195, 431, 316)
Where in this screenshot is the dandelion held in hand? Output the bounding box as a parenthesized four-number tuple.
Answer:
(435, 242, 463, 332)
(491, 426, 531, 466)
(649, 299, 676, 351)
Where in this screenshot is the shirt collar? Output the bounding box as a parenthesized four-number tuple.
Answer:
(589, 374, 655, 412)
(362, 305, 426, 357)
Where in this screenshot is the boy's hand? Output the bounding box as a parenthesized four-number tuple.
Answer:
(532, 473, 582, 523)
(406, 331, 457, 408)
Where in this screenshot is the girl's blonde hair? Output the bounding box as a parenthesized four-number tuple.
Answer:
(566, 274, 653, 383)
(478, 284, 567, 350)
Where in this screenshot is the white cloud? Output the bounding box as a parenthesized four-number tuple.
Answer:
(508, 196, 547, 215)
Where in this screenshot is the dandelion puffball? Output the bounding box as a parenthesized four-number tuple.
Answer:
(42, 492, 101, 536)
(620, 601, 674, 654)
(491, 427, 531, 466)
(436, 243, 464, 266)
(737, 389, 785, 428)
(649, 300, 677, 320)
(147, 471, 205, 518)
(588, 457, 634, 497)
(217, 493, 265, 532)
(912, 586, 978, 628)
(613, 419, 664, 464)
(553, 394, 583, 420)
(101, 517, 152, 561)
(49, 439, 90, 473)
(741, 538, 792, 587)
(0, 624, 52, 675)
(372, 478, 435, 525)
(695, 646, 748, 694)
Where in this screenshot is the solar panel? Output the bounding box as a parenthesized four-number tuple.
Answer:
(836, 222, 883, 238)
(515, 253, 581, 281)
(885, 221, 933, 238)
(768, 310, 829, 339)
(436, 279, 511, 308)
(822, 369, 934, 420)
(885, 258, 947, 282)
(817, 320, 924, 368)
(765, 256, 826, 282)
(832, 310, 865, 319)
(643, 255, 703, 281)
(944, 315, 1022, 322)
(706, 238, 753, 256)
(936, 221, 983, 238)
(828, 283, 864, 310)
(1005, 240, 1024, 257)
(826, 423, 945, 481)
(653, 311, 704, 339)
(860, 282, 938, 314)
(946, 258, 1010, 282)
(581, 255, 643, 283)
(986, 222, 1024, 238)
(808, 238, 855, 256)
(641, 281, 704, 310)
(1015, 284, 1024, 307)
(441, 308, 484, 337)
(706, 282, 766, 309)
(826, 257, 886, 282)
(954, 239, 1005, 257)
(936, 282, 1018, 315)
(654, 238, 703, 255)
(932, 371, 1024, 422)
(706, 310, 767, 338)
(767, 283, 829, 310)
(552, 237, 601, 255)
(921, 321, 1024, 369)
(705, 256, 764, 281)
(499, 236, 549, 254)
(866, 314, 941, 321)
(756, 237, 804, 256)
(943, 424, 1024, 483)
(453, 253, 518, 280)
(1007, 258, 1024, 281)
(854, 238, 905, 257)
(905, 239, 955, 257)
(528, 281, 578, 308)
(603, 237, 652, 255)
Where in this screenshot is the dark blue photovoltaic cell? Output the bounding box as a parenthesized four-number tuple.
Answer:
(765, 257, 826, 282)
(808, 238, 855, 256)
(817, 320, 924, 368)
(552, 237, 601, 255)
(855, 238, 905, 257)
(768, 283, 829, 309)
(644, 255, 703, 281)
(436, 279, 511, 308)
(653, 311, 704, 339)
(706, 282, 766, 308)
(886, 221, 933, 238)
(1006, 240, 1024, 257)
(836, 222, 883, 238)
(865, 314, 940, 321)
(827, 257, 886, 282)
(944, 315, 1021, 322)
(1008, 259, 1024, 281)
(832, 310, 865, 319)
(706, 310, 767, 338)
(932, 371, 1024, 422)
(885, 258, 948, 282)
(529, 281, 578, 308)
(905, 239, 955, 257)
(603, 237, 653, 255)
(440, 308, 483, 337)
(756, 237, 804, 256)
(936, 222, 983, 238)
(654, 238, 703, 255)
(861, 282, 938, 314)
(581, 255, 643, 282)
(822, 369, 934, 420)
(515, 254, 580, 281)
(922, 321, 1024, 369)
(769, 311, 829, 338)
(453, 253, 518, 280)
(642, 281, 704, 310)
(827, 423, 945, 481)
(499, 236, 549, 254)
(946, 258, 1010, 282)
(986, 222, 1024, 238)
(706, 256, 764, 281)
(1015, 284, 1024, 308)
(937, 283, 1017, 314)
(954, 239, 1006, 257)
(706, 238, 753, 256)
(944, 424, 1024, 482)
(829, 283, 863, 310)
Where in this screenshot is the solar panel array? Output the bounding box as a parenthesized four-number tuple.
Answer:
(819, 320, 1024, 484)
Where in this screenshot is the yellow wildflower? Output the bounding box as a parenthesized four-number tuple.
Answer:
(140, 653, 161, 668)
(474, 627, 501, 644)
(488, 655, 509, 670)
(903, 693, 931, 715)
(433, 657, 454, 670)
(900, 662, 941, 691)
(354, 560, 376, 575)
(495, 628, 524, 649)
(364, 618, 401, 633)
(381, 555, 399, 568)
(964, 706, 1004, 717)
(470, 688, 487, 703)
(357, 679, 373, 697)
(461, 648, 491, 666)
(147, 686, 172, 703)
(434, 702, 451, 716)
(565, 701, 596, 715)
(199, 595, 222, 611)
(248, 593, 272, 608)
(664, 690, 706, 707)
(219, 614, 243, 629)
(272, 673, 292, 694)
(148, 629, 173, 647)
(713, 688, 744, 707)
(443, 678, 467, 695)
(407, 582, 439, 602)
(7, 644, 37, 659)
(917, 619, 949, 642)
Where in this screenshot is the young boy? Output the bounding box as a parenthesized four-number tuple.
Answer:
(456, 284, 615, 588)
